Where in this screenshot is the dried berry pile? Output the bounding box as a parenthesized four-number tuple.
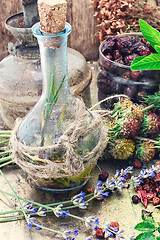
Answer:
(103, 97, 160, 163)
(101, 36, 155, 66)
(132, 170, 160, 208)
(97, 35, 160, 109)
(90, 0, 160, 42)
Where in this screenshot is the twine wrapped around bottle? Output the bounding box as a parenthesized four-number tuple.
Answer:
(10, 98, 108, 188)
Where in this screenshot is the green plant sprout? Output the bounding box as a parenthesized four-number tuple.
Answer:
(40, 67, 66, 146)
(131, 19, 160, 71)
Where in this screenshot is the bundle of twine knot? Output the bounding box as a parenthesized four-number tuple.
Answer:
(10, 98, 108, 188)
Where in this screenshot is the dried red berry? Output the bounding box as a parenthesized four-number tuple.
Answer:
(130, 71, 141, 81)
(124, 54, 139, 65)
(141, 37, 147, 45)
(154, 173, 160, 182)
(105, 53, 113, 61)
(137, 185, 143, 191)
(113, 49, 122, 60)
(96, 227, 105, 238)
(133, 161, 142, 169)
(87, 188, 95, 194)
(147, 193, 156, 201)
(143, 184, 150, 192)
(110, 221, 119, 231)
(143, 178, 150, 184)
(102, 37, 116, 54)
(116, 37, 132, 55)
(132, 195, 140, 204)
(98, 171, 109, 181)
(152, 197, 160, 205)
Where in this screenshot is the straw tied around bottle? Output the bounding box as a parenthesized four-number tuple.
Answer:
(9, 99, 108, 189)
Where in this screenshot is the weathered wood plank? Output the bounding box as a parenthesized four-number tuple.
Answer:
(67, 0, 99, 61)
(0, 0, 159, 61)
(0, 0, 22, 61)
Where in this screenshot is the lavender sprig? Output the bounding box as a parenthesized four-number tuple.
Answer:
(94, 180, 109, 200)
(85, 216, 99, 231)
(53, 204, 70, 217)
(63, 230, 79, 240)
(1, 165, 159, 240)
(71, 191, 88, 209)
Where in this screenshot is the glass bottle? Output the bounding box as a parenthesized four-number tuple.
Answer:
(16, 22, 103, 191)
(97, 33, 160, 109)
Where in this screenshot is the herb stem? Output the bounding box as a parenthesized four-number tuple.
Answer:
(0, 170, 28, 222)
(0, 160, 14, 168)
(0, 131, 12, 135)
(0, 150, 12, 156)
(0, 135, 11, 138)
(0, 139, 9, 146)
(0, 156, 12, 163)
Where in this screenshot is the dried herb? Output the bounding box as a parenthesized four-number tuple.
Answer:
(91, 0, 160, 42)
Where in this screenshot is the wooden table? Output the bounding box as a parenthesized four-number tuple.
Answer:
(0, 64, 159, 240)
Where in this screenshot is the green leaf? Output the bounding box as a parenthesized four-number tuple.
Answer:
(130, 54, 160, 71)
(158, 227, 160, 233)
(135, 232, 155, 240)
(139, 19, 160, 49)
(156, 237, 160, 240)
(131, 56, 146, 66)
(155, 45, 160, 54)
(141, 213, 146, 221)
(135, 222, 156, 232)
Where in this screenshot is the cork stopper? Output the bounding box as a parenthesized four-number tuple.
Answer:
(38, 0, 67, 34)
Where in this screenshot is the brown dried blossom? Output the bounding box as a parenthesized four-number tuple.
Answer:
(90, 0, 160, 42)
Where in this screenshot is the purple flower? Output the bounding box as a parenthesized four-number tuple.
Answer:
(125, 166, 133, 174)
(37, 207, 46, 217)
(105, 230, 113, 237)
(97, 180, 103, 187)
(35, 224, 42, 230)
(23, 201, 34, 211)
(94, 181, 109, 200)
(86, 236, 93, 240)
(130, 176, 142, 187)
(105, 179, 115, 191)
(85, 216, 99, 230)
(53, 204, 70, 217)
(149, 171, 155, 178)
(28, 221, 33, 228)
(114, 169, 121, 178)
(116, 230, 125, 239)
(150, 165, 160, 173)
(63, 229, 79, 240)
(72, 191, 87, 209)
(114, 179, 125, 191)
(27, 217, 36, 229)
(26, 207, 37, 214)
(110, 226, 118, 233)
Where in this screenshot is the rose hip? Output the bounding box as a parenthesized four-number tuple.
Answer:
(96, 228, 105, 238)
(152, 197, 160, 205)
(113, 49, 122, 60)
(130, 71, 141, 80)
(124, 54, 139, 66)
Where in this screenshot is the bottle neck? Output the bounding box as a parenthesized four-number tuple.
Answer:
(38, 34, 71, 104)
